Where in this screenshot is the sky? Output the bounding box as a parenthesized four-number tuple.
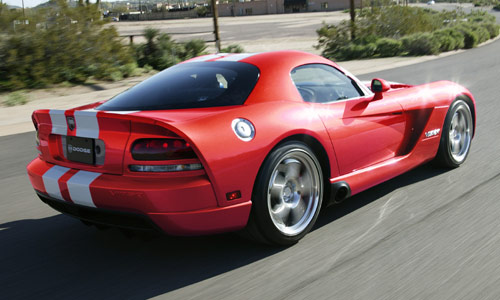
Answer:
(5, 0, 49, 7)
(3, 0, 97, 8)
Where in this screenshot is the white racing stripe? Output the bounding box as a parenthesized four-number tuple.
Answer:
(49, 110, 67, 135)
(185, 53, 226, 63)
(67, 170, 101, 208)
(217, 53, 259, 61)
(42, 166, 70, 200)
(103, 111, 140, 115)
(74, 110, 99, 139)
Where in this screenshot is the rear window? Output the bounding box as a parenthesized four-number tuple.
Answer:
(97, 61, 260, 111)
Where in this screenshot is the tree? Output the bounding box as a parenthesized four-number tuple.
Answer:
(0, 0, 134, 90)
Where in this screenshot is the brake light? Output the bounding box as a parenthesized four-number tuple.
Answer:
(131, 138, 197, 161)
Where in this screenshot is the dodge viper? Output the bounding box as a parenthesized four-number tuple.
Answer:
(27, 50, 476, 245)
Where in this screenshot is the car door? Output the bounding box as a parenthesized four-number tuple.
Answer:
(291, 64, 406, 175)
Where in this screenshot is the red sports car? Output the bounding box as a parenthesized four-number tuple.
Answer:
(27, 51, 475, 245)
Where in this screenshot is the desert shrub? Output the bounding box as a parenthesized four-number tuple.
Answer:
(470, 23, 492, 42)
(338, 43, 376, 60)
(221, 44, 245, 53)
(401, 32, 440, 55)
(119, 62, 142, 78)
(456, 24, 480, 48)
(195, 6, 208, 17)
(3, 91, 29, 106)
(316, 5, 498, 60)
(135, 28, 208, 71)
(315, 22, 351, 60)
(135, 28, 182, 70)
(467, 10, 496, 23)
(375, 38, 402, 57)
(361, 43, 377, 58)
(0, 0, 133, 91)
(448, 28, 466, 49)
(433, 28, 465, 51)
(181, 39, 207, 60)
(356, 5, 443, 39)
(483, 22, 500, 38)
(433, 31, 456, 52)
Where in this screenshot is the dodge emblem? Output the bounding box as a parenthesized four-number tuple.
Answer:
(67, 116, 75, 131)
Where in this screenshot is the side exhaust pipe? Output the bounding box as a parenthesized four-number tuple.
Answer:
(329, 181, 351, 204)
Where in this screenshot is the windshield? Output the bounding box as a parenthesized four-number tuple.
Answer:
(97, 61, 260, 111)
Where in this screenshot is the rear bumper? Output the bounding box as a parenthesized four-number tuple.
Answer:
(27, 158, 251, 235)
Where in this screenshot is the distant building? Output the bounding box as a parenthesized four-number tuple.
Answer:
(217, 0, 361, 17)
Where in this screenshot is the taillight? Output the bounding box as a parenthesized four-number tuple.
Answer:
(32, 114, 40, 149)
(31, 113, 38, 131)
(131, 138, 197, 161)
(129, 163, 203, 172)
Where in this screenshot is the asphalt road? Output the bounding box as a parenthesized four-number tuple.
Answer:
(2, 17, 500, 300)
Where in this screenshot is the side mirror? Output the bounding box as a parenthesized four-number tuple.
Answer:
(371, 78, 391, 93)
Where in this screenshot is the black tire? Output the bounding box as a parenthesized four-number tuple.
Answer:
(245, 141, 323, 246)
(435, 99, 474, 168)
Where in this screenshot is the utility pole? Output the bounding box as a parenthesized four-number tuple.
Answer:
(349, 0, 355, 40)
(22, 0, 25, 18)
(210, 0, 221, 52)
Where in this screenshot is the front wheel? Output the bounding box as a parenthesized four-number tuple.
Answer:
(245, 142, 323, 246)
(435, 99, 474, 168)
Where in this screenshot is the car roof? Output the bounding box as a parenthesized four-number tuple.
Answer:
(184, 51, 346, 104)
(183, 50, 337, 70)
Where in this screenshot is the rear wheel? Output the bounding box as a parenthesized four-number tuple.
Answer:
(435, 99, 473, 168)
(245, 142, 323, 245)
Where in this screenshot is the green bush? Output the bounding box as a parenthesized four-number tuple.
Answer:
(375, 38, 402, 57)
(457, 24, 480, 48)
(195, 6, 208, 17)
(0, 0, 133, 91)
(315, 22, 351, 60)
(119, 62, 141, 78)
(433, 31, 456, 52)
(483, 22, 500, 38)
(334, 43, 376, 61)
(135, 28, 207, 71)
(467, 10, 496, 23)
(3, 91, 28, 106)
(221, 44, 245, 53)
(181, 39, 207, 60)
(469, 23, 491, 43)
(356, 5, 443, 39)
(433, 28, 464, 51)
(316, 6, 498, 60)
(401, 32, 440, 55)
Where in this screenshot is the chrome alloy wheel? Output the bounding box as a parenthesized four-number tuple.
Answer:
(267, 149, 322, 236)
(449, 104, 472, 163)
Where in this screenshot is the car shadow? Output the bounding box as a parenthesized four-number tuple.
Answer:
(0, 214, 282, 299)
(0, 164, 449, 299)
(315, 163, 449, 229)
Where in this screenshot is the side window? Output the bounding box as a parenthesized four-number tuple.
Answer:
(291, 64, 363, 103)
